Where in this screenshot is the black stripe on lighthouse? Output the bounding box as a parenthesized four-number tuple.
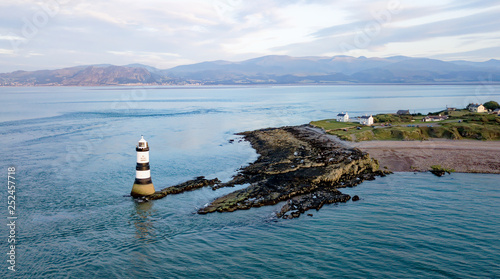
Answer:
(136, 163, 150, 171)
(134, 177, 153, 185)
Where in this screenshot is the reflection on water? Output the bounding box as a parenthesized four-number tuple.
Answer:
(132, 200, 155, 239)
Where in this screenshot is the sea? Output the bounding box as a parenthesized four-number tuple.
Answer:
(0, 85, 499, 278)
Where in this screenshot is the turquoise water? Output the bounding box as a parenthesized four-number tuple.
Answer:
(0, 85, 499, 278)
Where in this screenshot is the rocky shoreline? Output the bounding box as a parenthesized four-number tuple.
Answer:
(141, 125, 388, 218)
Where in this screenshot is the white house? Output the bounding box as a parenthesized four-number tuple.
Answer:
(468, 103, 486, 113)
(359, 115, 374, 126)
(337, 112, 349, 122)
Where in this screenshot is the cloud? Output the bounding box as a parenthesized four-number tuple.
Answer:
(272, 1, 500, 60)
(0, 0, 500, 72)
(0, 48, 15, 55)
(0, 34, 26, 41)
(107, 50, 178, 56)
(427, 45, 500, 61)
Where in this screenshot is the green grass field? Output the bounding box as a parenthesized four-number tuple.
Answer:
(311, 113, 500, 142)
(309, 119, 359, 130)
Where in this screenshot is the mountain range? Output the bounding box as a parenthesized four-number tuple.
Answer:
(2, 55, 500, 86)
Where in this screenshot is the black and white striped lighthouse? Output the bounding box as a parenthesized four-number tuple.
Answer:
(131, 136, 156, 197)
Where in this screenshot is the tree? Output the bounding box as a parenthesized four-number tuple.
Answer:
(483, 101, 500, 110)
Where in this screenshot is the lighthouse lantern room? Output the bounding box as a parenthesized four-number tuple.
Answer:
(131, 136, 156, 197)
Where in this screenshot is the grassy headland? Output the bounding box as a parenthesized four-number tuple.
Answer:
(311, 109, 500, 142)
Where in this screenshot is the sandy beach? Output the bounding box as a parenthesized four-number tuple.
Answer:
(351, 140, 500, 174)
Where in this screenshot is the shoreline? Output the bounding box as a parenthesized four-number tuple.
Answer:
(350, 139, 500, 174)
(4, 82, 500, 88)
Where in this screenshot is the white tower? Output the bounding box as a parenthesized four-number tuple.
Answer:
(131, 136, 155, 197)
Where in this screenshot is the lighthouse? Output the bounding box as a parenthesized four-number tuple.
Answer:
(131, 136, 156, 197)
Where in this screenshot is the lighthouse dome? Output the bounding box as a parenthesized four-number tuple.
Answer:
(137, 136, 148, 149)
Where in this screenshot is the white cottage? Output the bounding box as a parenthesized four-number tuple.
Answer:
(359, 115, 374, 126)
(468, 103, 486, 113)
(337, 112, 349, 122)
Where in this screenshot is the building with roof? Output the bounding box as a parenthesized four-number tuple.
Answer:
(468, 104, 486, 113)
(337, 112, 349, 122)
(397, 110, 410, 115)
(359, 115, 374, 126)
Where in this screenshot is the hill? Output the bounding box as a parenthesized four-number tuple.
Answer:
(2, 55, 500, 86)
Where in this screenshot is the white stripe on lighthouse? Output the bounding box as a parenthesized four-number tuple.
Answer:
(135, 170, 151, 179)
(137, 152, 149, 163)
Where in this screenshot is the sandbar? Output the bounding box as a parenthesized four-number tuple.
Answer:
(351, 140, 500, 174)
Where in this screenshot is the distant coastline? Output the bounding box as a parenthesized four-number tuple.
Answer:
(2, 55, 500, 86)
(3, 82, 500, 87)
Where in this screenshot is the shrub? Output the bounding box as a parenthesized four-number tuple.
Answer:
(484, 100, 500, 110)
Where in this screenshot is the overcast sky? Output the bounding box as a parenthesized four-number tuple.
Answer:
(1, 0, 500, 72)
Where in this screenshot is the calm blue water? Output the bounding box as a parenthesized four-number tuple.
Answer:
(0, 85, 499, 278)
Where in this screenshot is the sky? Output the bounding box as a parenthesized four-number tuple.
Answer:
(1, 0, 500, 72)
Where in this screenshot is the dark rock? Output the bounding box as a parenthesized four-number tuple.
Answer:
(290, 211, 301, 218)
(352, 195, 360, 201)
(147, 177, 221, 200)
(430, 170, 446, 177)
(276, 188, 351, 218)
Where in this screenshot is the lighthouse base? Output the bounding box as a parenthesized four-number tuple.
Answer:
(131, 183, 155, 197)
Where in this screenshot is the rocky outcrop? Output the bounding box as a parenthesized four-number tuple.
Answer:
(276, 188, 351, 219)
(197, 125, 387, 217)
